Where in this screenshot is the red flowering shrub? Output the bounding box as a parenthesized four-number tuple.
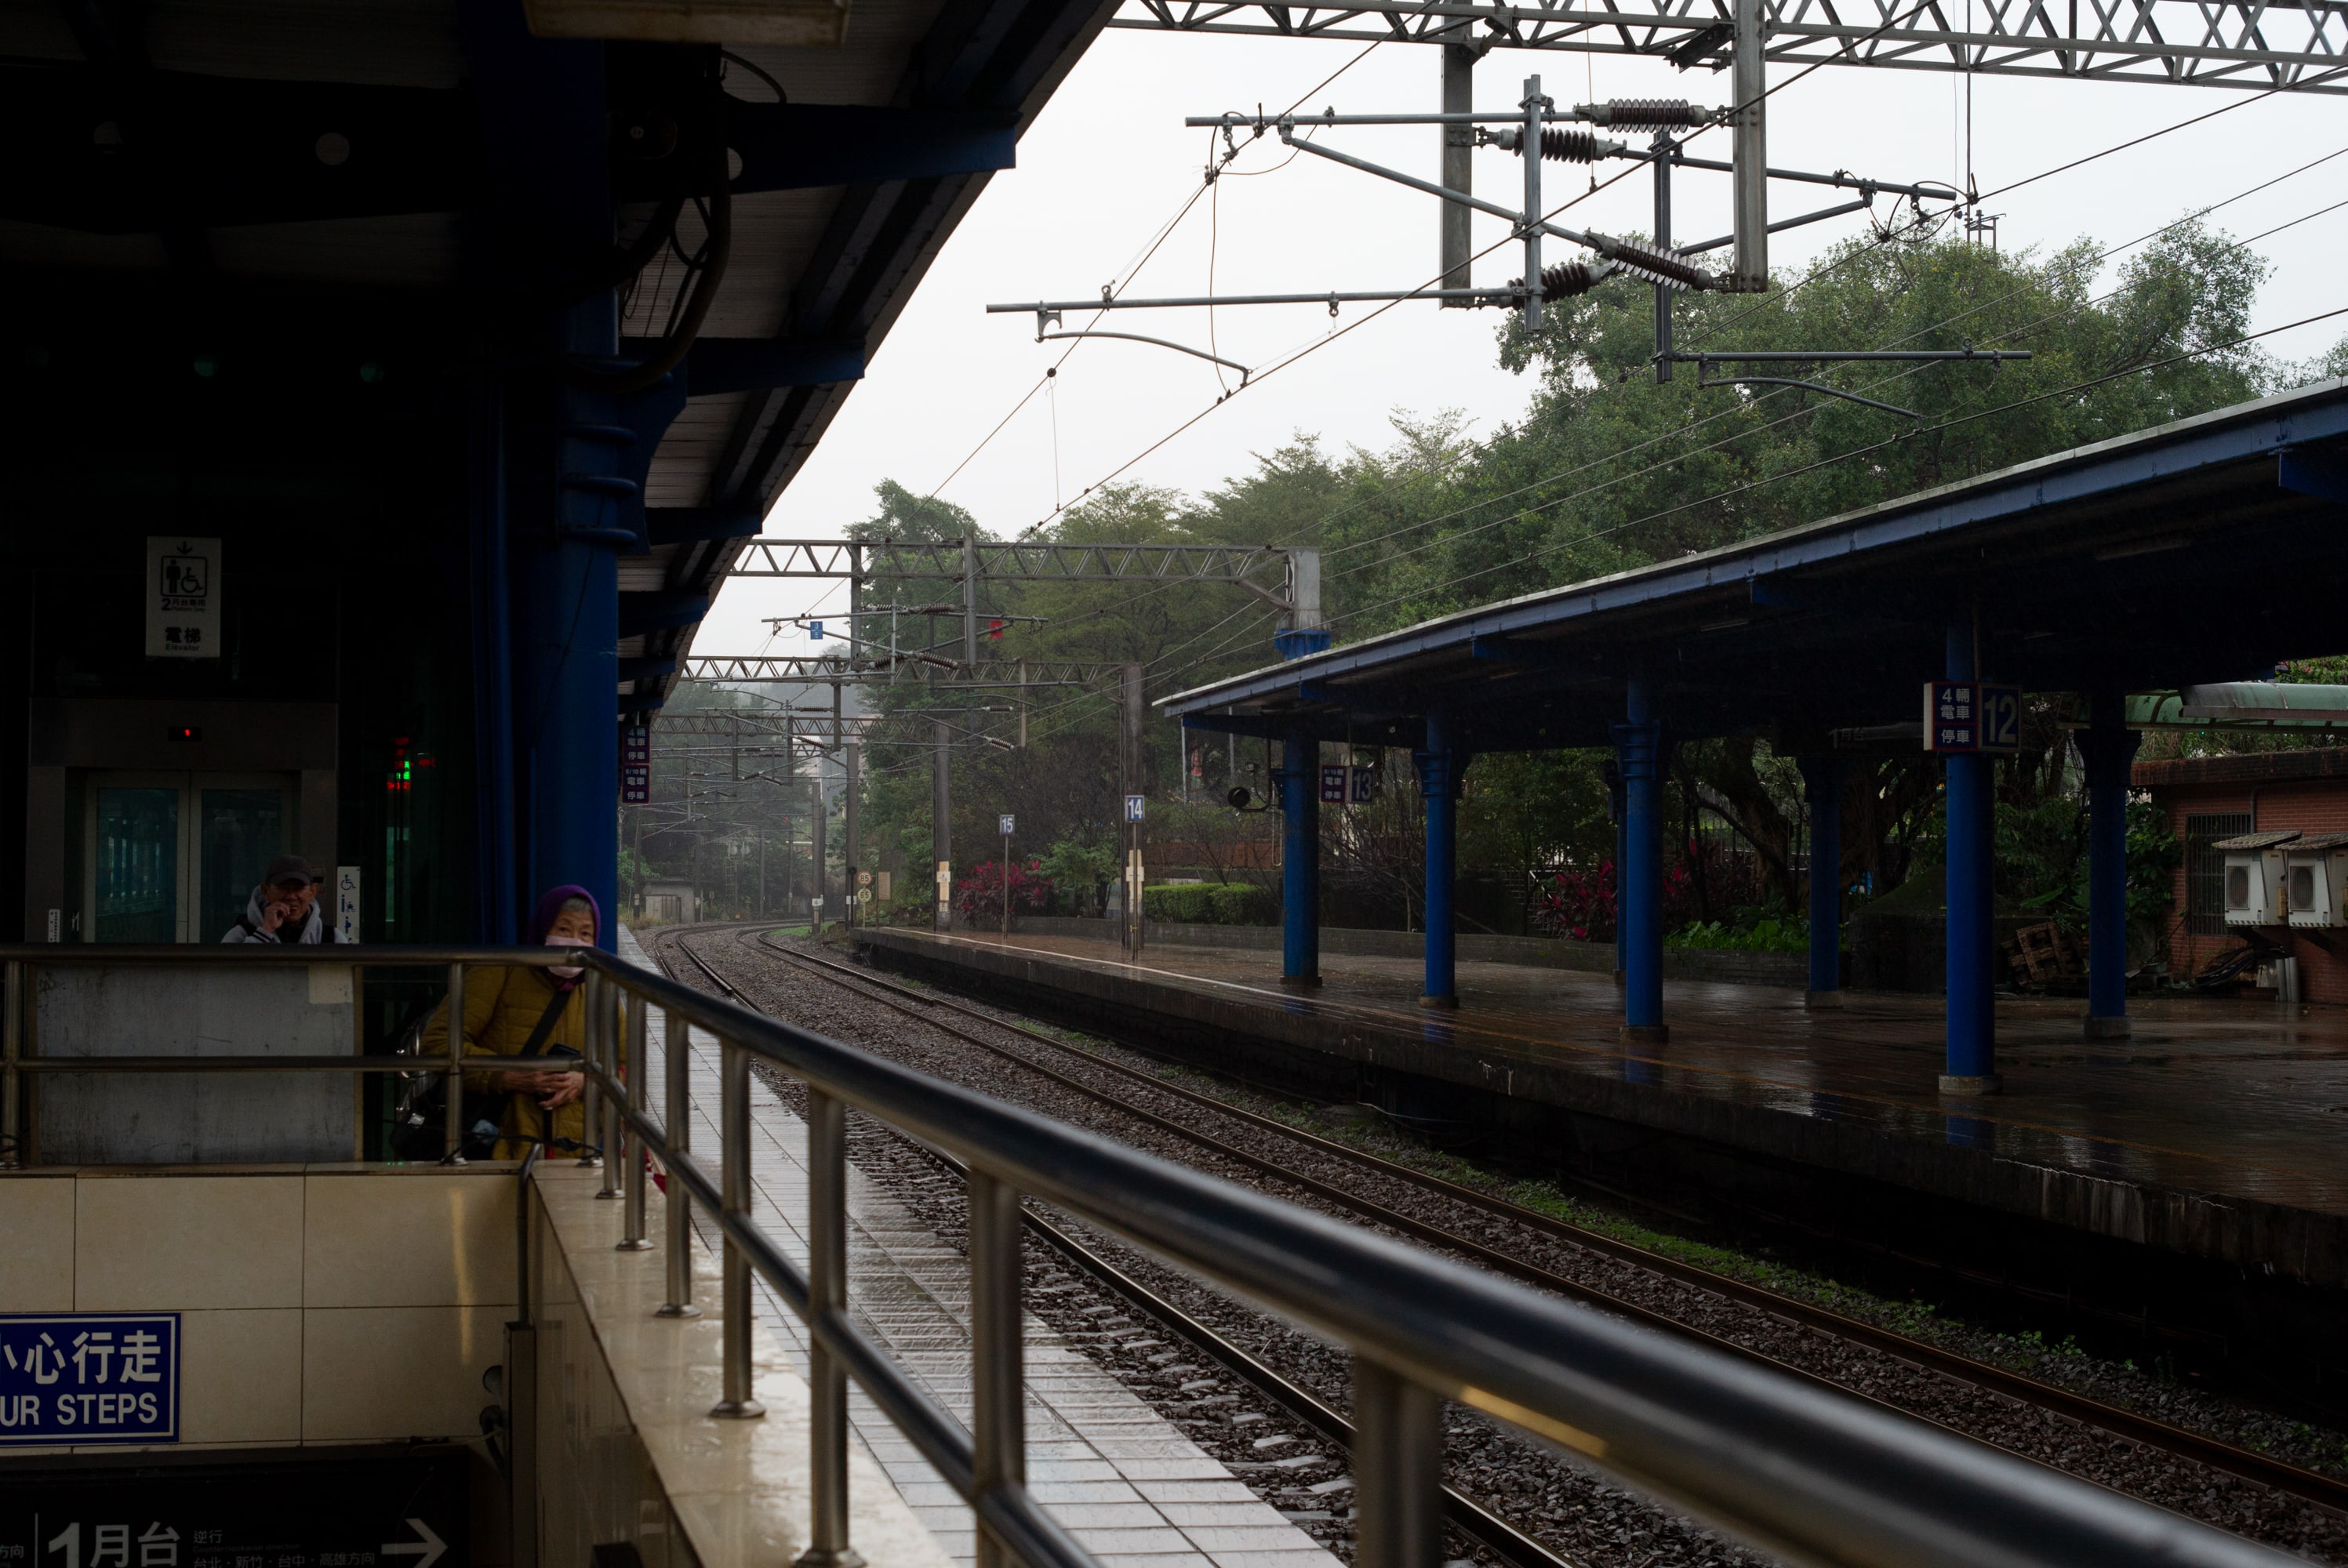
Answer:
(954, 858, 1053, 927)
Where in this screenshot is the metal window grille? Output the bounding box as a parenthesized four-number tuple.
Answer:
(2185, 812, 2252, 936)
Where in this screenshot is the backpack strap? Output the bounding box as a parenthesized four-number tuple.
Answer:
(514, 985, 573, 1061)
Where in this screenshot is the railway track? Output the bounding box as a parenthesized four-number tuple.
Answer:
(649, 920, 2348, 1560)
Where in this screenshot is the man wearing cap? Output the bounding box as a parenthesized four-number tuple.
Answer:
(222, 855, 346, 944)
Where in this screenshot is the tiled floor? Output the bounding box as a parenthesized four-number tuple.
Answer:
(615, 929, 1339, 1568)
(919, 929, 2348, 1223)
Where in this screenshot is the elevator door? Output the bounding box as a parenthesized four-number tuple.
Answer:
(85, 774, 291, 942)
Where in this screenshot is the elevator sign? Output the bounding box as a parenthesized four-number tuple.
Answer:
(0, 1312, 179, 1445)
(146, 538, 220, 659)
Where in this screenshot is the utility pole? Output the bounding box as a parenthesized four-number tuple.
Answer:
(1731, 0, 1768, 292)
(933, 717, 952, 931)
(845, 550, 863, 928)
(758, 823, 765, 916)
(1439, 38, 1476, 299)
(810, 759, 827, 931)
(1121, 662, 1147, 956)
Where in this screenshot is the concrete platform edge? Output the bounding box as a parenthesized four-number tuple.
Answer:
(853, 929, 2348, 1292)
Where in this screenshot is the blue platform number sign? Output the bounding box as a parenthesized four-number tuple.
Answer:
(1350, 765, 1376, 804)
(0, 1313, 179, 1445)
(1976, 684, 2022, 754)
(1319, 765, 1347, 804)
(1923, 681, 1979, 753)
(1124, 794, 1146, 823)
(809, 620, 823, 641)
(998, 814, 1016, 836)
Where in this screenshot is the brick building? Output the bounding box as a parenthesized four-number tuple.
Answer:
(2135, 748, 2348, 1004)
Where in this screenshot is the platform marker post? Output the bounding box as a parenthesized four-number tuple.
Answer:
(711, 1037, 765, 1419)
(656, 1007, 700, 1319)
(1940, 618, 2000, 1093)
(798, 1087, 862, 1568)
(620, 992, 652, 1248)
(1798, 754, 1847, 1009)
(1280, 725, 1321, 985)
(1415, 714, 1464, 1008)
(1615, 678, 1668, 1041)
(2082, 692, 2142, 1040)
(969, 1169, 1025, 1568)
(1353, 1359, 1443, 1568)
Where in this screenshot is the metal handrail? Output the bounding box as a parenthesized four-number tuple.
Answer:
(0, 942, 2299, 1568)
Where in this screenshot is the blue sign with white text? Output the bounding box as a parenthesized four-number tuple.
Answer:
(0, 1314, 179, 1445)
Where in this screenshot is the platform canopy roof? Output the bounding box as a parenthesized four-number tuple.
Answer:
(1160, 379, 2348, 756)
(2, 0, 1114, 718)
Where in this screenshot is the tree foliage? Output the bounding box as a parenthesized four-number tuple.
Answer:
(828, 225, 2306, 927)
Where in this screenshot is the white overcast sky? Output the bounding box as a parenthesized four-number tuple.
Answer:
(699, 31, 2348, 653)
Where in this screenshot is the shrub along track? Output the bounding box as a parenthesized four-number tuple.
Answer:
(648, 921, 2348, 1566)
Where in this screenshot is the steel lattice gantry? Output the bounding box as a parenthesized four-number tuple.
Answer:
(1107, 0, 2348, 92)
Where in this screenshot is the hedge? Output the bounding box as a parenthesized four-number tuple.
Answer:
(1141, 881, 1280, 925)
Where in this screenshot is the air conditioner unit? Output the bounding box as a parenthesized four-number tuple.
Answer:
(2285, 833, 2348, 928)
(2215, 830, 2299, 927)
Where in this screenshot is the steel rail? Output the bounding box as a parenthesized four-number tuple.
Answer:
(721, 924, 2348, 1523)
(660, 929, 1576, 1568)
(46, 933, 2290, 1568)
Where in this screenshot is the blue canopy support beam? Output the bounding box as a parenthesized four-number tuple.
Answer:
(1414, 714, 1467, 1008)
(1797, 753, 1847, 1009)
(1941, 615, 2000, 1094)
(2081, 693, 2143, 1040)
(1278, 725, 1321, 987)
(1615, 677, 1668, 1043)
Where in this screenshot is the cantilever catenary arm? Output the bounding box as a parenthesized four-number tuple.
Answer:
(1034, 331, 1252, 386)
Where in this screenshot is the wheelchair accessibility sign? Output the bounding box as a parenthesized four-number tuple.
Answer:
(0, 1313, 179, 1444)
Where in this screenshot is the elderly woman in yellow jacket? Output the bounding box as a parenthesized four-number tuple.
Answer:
(420, 885, 602, 1160)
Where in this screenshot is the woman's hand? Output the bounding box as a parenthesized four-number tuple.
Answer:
(536, 1071, 585, 1109)
(493, 1069, 545, 1093)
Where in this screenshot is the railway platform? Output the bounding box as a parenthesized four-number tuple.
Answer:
(850, 929, 2348, 1300)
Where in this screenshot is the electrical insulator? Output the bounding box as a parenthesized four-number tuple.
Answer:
(1578, 99, 1709, 128)
(1602, 239, 1710, 290)
(1521, 127, 1602, 164)
(1510, 261, 1608, 300)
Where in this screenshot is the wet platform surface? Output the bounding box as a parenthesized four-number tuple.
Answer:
(859, 929, 2348, 1283)
(620, 929, 1339, 1568)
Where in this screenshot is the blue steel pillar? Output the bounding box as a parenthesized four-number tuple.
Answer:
(1604, 759, 1626, 989)
(1797, 754, 1846, 1010)
(2081, 693, 2142, 1040)
(1614, 678, 1667, 1043)
(1278, 727, 1321, 986)
(1414, 714, 1466, 1009)
(1941, 619, 1999, 1094)
(463, 10, 623, 948)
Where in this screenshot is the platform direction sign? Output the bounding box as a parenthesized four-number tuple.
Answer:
(622, 724, 652, 804)
(2, 1443, 467, 1568)
(1319, 764, 1347, 804)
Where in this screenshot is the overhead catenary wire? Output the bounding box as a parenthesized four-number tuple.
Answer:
(779, 56, 2341, 751)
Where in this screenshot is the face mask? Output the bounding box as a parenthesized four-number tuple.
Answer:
(545, 932, 591, 979)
